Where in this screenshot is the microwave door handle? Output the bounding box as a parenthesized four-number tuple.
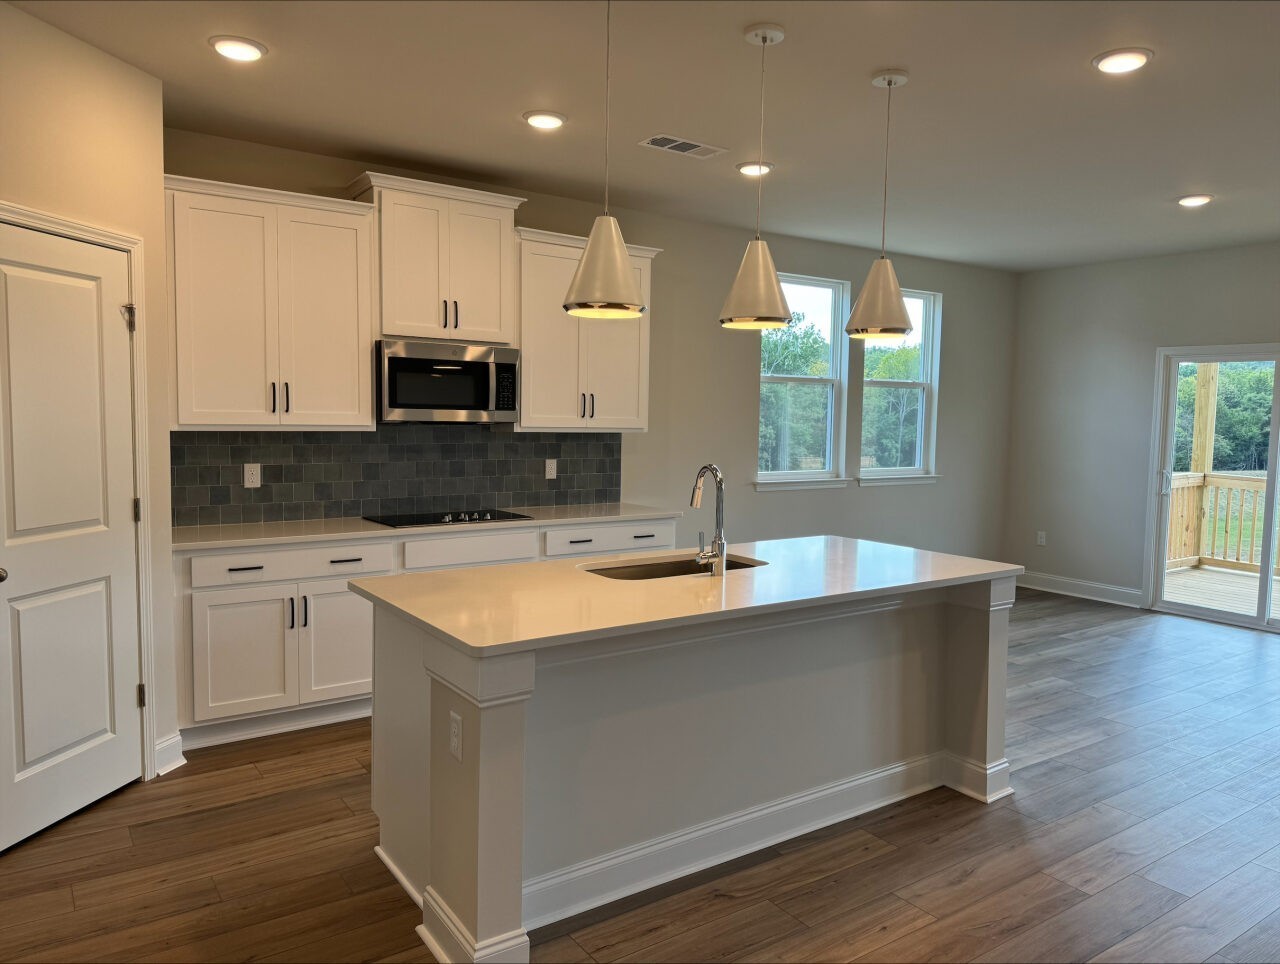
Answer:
(489, 360, 498, 412)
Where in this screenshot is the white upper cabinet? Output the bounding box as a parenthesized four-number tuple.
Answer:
(277, 207, 373, 425)
(172, 192, 280, 425)
(349, 173, 523, 345)
(518, 230, 657, 432)
(168, 177, 374, 429)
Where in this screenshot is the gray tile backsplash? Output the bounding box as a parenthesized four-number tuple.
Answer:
(170, 425, 621, 527)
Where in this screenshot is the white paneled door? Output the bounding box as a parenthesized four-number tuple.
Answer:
(0, 223, 142, 850)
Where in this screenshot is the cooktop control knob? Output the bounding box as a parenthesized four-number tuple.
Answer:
(483, 512, 492, 520)
(441, 513, 452, 523)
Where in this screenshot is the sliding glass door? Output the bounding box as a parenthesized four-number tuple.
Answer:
(1153, 347, 1280, 629)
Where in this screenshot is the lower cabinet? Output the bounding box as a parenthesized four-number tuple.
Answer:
(299, 578, 374, 703)
(192, 578, 372, 722)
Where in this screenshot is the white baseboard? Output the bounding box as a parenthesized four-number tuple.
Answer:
(379, 749, 1006, 946)
(521, 752, 941, 930)
(180, 697, 371, 750)
(938, 752, 1012, 803)
(1018, 571, 1144, 608)
(421, 887, 529, 964)
(376, 845, 423, 908)
(154, 733, 186, 775)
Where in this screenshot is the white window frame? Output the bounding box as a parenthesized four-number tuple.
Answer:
(756, 273, 852, 488)
(858, 289, 943, 485)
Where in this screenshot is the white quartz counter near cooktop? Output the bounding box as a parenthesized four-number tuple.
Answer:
(349, 535, 1024, 657)
(171, 502, 681, 551)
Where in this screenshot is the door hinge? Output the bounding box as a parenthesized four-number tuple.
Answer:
(136, 683, 146, 708)
(122, 304, 137, 332)
(133, 497, 142, 523)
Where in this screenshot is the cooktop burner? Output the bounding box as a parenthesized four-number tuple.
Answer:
(363, 509, 532, 528)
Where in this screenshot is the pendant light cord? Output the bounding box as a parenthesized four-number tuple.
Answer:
(603, 0, 612, 215)
(880, 79, 893, 258)
(755, 37, 767, 239)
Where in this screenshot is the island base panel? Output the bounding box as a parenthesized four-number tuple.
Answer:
(370, 579, 1012, 962)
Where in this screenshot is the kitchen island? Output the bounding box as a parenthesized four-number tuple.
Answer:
(350, 536, 1022, 963)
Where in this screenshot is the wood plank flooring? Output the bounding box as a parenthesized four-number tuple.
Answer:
(2, 589, 1279, 962)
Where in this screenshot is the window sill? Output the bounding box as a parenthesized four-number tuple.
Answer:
(754, 478, 850, 492)
(856, 473, 941, 487)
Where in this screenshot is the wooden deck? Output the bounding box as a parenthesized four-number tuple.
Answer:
(1164, 565, 1280, 617)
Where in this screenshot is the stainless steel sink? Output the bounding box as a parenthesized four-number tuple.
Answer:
(587, 556, 765, 580)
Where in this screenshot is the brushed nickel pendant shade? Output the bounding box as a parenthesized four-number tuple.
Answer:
(848, 70, 913, 340)
(720, 24, 790, 330)
(564, 0, 646, 319)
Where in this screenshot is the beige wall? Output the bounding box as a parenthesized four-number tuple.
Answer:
(0, 4, 177, 750)
(165, 128, 1019, 559)
(1005, 241, 1280, 595)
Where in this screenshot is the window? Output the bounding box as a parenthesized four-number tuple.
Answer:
(859, 290, 942, 481)
(758, 275, 850, 484)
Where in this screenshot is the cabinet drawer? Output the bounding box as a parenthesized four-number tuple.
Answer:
(403, 529, 539, 570)
(191, 541, 395, 588)
(544, 522, 676, 557)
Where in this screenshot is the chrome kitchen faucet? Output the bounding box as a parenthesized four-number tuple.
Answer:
(690, 463, 727, 576)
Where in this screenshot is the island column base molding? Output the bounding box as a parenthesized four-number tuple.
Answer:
(369, 573, 1016, 964)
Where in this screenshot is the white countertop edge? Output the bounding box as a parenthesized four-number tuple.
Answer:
(171, 503, 683, 552)
(349, 543, 1024, 659)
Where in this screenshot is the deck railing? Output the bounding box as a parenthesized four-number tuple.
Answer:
(1167, 471, 1276, 573)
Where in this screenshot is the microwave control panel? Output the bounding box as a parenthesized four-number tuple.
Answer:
(495, 365, 517, 412)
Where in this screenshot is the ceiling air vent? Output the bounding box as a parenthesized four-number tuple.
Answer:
(640, 134, 727, 160)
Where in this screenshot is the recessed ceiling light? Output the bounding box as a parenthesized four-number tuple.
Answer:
(1092, 48, 1152, 74)
(1177, 194, 1214, 208)
(736, 161, 774, 177)
(524, 111, 566, 130)
(210, 36, 267, 62)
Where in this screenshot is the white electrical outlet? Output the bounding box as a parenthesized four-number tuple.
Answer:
(545, 458, 557, 480)
(244, 463, 262, 489)
(1036, 530, 1047, 547)
(449, 710, 463, 762)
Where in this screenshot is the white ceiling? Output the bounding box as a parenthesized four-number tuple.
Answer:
(15, 0, 1280, 270)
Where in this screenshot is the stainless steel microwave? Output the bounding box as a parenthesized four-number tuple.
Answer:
(377, 339, 519, 423)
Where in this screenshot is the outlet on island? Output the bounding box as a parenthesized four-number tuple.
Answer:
(448, 710, 463, 762)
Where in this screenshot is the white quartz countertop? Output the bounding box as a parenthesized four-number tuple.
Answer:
(171, 502, 681, 551)
(350, 536, 1024, 656)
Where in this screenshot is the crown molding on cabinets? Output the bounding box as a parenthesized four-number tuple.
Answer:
(164, 175, 373, 216)
(347, 171, 526, 210)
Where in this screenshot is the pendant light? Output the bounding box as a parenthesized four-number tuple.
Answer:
(720, 24, 791, 330)
(847, 70, 913, 340)
(563, 0, 646, 319)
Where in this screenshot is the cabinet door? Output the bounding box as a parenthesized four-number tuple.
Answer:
(379, 190, 450, 338)
(191, 585, 298, 721)
(580, 260, 650, 430)
(173, 192, 280, 424)
(519, 243, 586, 428)
(298, 578, 373, 704)
(448, 201, 513, 344)
(278, 207, 374, 426)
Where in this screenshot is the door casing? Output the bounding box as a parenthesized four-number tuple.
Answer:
(0, 199, 163, 777)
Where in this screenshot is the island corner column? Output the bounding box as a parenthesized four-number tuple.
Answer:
(372, 602, 537, 964)
(941, 575, 1017, 802)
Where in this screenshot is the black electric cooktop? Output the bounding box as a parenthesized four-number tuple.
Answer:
(363, 509, 532, 528)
